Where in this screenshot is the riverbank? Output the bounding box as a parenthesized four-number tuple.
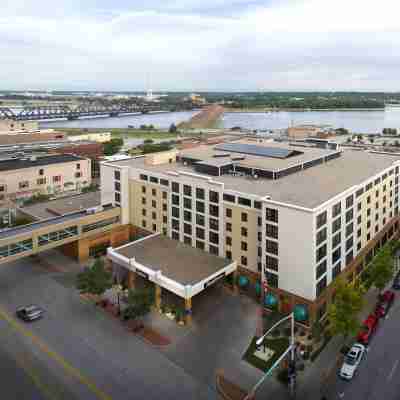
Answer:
(54, 127, 178, 140)
(224, 107, 385, 113)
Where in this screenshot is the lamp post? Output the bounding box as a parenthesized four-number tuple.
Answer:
(245, 312, 296, 400)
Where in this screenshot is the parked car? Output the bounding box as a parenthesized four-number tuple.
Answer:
(375, 290, 395, 318)
(392, 273, 400, 290)
(339, 343, 365, 380)
(357, 313, 379, 345)
(16, 305, 44, 322)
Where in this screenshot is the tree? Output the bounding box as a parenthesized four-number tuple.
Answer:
(123, 287, 154, 320)
(327, 278, 364, 340)
(369, 137, 375, 144)
(103, 137, 124, 156)
(168, 123, 177, 133)
(369, 245, 394, 293)
(76, 258, 112, 296)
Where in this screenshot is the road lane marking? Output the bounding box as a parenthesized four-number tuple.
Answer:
(387, 359, 399, 381)
(0, 306, 112, 400)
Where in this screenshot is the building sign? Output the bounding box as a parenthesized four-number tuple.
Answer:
(135, 269, 149, 280)
(204, 272, 225, 289)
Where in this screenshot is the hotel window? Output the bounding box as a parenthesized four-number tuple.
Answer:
(39, 169, 44, 176)
(346, 236, 353, 251)
(172, 231, 180, 240)
(53, 176, 61, 183)
(196, 187, 205, 199)
(172, 207, 179, 218)
(196, 214, 205, 226)
(266, 224, 278, 239)
(332, 262, 341, 280)
(254, 201, 262, 210)
(209, 204, 219, 217)
(332, 217, 341, 234)
(266, 255, 278, 271)
(184, 236, 192, 246)
(357, 228, 361, 238)
(226, 251, 232, 260)
(316, 243, 327, 263)
(115, 182, 121, 192)
(316, 276, 327, 297)
(316, 260, 327, 280)
(19, 181, 29, 189)
(172, 218, 180, 230)
(332, 202, 341, 218)
(367, 195, 371, 204)
(37, 178, 46, 185)
(376, 190, 379, 197)
(162, 203, 167, 212)
(184, 224, 192, 235)
(346, 195, 354, 209)
(357, 202, 362, 211)
(357, 215, 362, 225)
(153, 224, 157, 232)
(356, 188, 364, 198)
(375, 225, 379, 233)
(115, 170, 120, 180)
(210, 232, 219, 244)
(210, 245, 219, 255)
(241, 212, 248, 222)
(152, 212, 156, 220)
(75, 172, 82, 178)
(375, 177, 381, 185)
(316, 227, 327, 246)
(172, 194, 179, 206)
(266, 240, 278, 255)
(152, 200, 156, 208)
(346, 209, 353, 223)
(196, 201, 205, 213)
(226, 208, 232, 218)
(184, 198, 192, 209)
(209, 191, 219, 203)
(226, 222, 232, 232)
(209, 218, 219, 231)
(0, 185, 5, 192)
(152, 188, 156, 196)
(241, 227, 248, 237)
(223, 193, 235, 203)
(365, 182, 373, 191)
(332, 247, 341, 264)
(172, 182, 180, 193)
(142, 197, 146, 205)
(139, 174, 148, 181)
(241, 242, 247, 251)
(226, 236, 232, 246)
(257, 216, 262, 227)
(115, 192, 120, 203)
(183, 185, 192, 197)
(142, 220, 147, 228)
(258, 232, 262, 242)
(196, 241, 205, 250)
(196, 227, 205, 240)
(163, 216, 167, 224)
(367, 208, 371, 216)
(316, 211, 327, 229)
(160, 179, 169, 187)
(184, 210, 192, 222)
(266, 208, 278, 223)
(241, 256, 247, 266)
(142, 186, 146, 194)
(346, 222, 353, 237)
(375, 213, 379, 221)
(332, 232, 341, 249)
(142, 209, 146, 216)
(265, 272, 278, 288)
(238, 197, 251, 207)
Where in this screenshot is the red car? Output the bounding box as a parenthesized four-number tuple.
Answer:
(357, 313, 379, 345)
(375, 290, 395, 318)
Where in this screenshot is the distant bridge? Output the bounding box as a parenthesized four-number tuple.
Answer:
(0, 102, 170, 121)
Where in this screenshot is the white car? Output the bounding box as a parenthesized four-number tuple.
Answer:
(339, 343, 365, 380)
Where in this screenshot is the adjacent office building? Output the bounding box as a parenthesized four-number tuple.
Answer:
(0, 154, 91, 203)
(101, 138, 400, 325)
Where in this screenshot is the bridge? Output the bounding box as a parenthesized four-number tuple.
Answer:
(0, 206, 122, 265)
(0, 102, 170, 121)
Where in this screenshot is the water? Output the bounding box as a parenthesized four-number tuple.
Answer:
(40, 109, 400, 134)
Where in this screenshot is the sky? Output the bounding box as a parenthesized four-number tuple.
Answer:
(1, 0, 400, 92)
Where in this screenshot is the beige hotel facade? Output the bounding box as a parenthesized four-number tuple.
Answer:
(101, 139, 400, 325)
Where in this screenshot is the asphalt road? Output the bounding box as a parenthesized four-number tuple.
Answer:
(325, 289, 400, 400)
(0, 254, 217, 400)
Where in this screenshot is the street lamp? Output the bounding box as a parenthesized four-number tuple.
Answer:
(245, 312, 296, 399)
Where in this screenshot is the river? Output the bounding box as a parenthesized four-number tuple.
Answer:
(40, 109, 400, 134)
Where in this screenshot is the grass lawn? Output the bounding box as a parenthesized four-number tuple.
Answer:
(243, 336, 289, 372)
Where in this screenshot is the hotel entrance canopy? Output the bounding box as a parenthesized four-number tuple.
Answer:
(107, 234, 236, 299)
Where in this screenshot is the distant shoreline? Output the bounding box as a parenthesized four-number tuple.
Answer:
(224, 107, 386, 113)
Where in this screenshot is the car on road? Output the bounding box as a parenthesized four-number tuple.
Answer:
(375, 290, 395, 318)
(339, 343, 365, 380)
(16, 305, 44, 322)
(392, 273, 400, 290)
(357, 313, 379, 345)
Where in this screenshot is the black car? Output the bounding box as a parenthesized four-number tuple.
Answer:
(392, 273, 400, 290)
(16, 305, 44, 321)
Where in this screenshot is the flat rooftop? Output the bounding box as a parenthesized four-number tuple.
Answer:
(21, 191, 101, 220)
(114, 235, 231, 285)
(111, 148, 400, 209)
(0, 154, 85, 172)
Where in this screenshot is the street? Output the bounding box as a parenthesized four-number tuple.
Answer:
(324, 289, 400, 400)
(0, 253, 216, 400)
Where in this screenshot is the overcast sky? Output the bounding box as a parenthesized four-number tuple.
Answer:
(1, 0, 399, 92)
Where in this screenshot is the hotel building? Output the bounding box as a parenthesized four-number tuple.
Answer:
(101, 139, 400, 325)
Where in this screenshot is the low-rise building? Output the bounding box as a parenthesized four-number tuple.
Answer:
(0, 154, 91, 203)
(69, 132, 111, 143)
(287, 124, 334, 139)
(0, 119, 39, 133)
(101, 138, 400, 326)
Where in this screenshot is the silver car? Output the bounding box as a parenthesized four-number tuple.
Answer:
(16, 305, 44, 322)
(339, 343, 365, 380)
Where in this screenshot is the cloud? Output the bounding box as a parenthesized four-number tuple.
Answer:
(0, 0, 399, 91)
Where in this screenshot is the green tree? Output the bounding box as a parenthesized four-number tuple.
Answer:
(327, 278, 364, 340)
(123, 287, 154, 320)
(103, 137, 124, 156)
(76, 258, 112, 296)
(369, 245, 394, 293)
(168, 123, 177, 133)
